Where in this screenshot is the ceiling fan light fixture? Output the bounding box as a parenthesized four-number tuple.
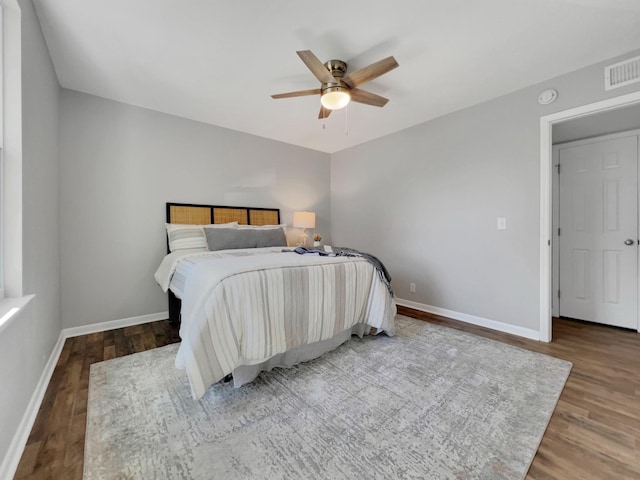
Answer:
(320, 86, 351, 110)
(271, 50, 398, 118)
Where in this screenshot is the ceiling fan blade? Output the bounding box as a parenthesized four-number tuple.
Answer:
(318, 106, 332, 119)
(297, 50, 337, 84)
(349, 88, 389, 107)
(343, 56, 399, 88)
(271, 88, 321, 99)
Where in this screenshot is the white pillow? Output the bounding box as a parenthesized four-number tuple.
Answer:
(166, 222, 238, 252)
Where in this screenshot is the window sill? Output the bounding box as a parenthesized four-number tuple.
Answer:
(0, 294, 35, 335)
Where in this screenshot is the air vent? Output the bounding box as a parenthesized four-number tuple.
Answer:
(605, 55, 640, 90)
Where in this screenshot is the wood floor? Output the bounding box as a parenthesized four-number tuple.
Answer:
(13, 309, 640, 479)
(13, 321, 181, 480)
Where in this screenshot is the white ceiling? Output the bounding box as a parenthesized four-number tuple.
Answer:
(33, 0, 640, 153)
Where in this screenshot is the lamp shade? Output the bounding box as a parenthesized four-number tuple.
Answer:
(320, 87, 350, 110)
(293, 211, 316, 229)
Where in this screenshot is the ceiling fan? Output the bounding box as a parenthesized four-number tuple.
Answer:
(271, 50, 399, 119)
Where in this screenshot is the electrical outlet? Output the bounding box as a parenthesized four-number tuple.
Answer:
(409, 282, 416, 293)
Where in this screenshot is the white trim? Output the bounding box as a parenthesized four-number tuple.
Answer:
(539, 90, 640, 342)
(2, 0, 22, 298)
(0, 310, 170, 479)
(552, 145, 560, 318)
(63, 311, 169, 338)
(0, 3, 4, 148)
(0, 293, 33, 334)
(0, 4, 5, 300)
(540, 116, 553, 342)
(396, 298, 540, 341)
(0, 330, 65, 480)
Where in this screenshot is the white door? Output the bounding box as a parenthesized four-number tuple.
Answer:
(558, 134, 638, 329)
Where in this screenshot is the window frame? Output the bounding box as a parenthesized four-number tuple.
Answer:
(0, 2, 5, 300)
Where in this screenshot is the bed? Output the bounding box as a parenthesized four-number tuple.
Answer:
(155, 202, 397, 399)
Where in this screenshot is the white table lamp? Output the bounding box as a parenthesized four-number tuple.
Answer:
(293, 211, 316, 247)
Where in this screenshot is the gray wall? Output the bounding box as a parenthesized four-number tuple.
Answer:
(59, 90, 331, 328)
(0, 0, 60, 469)
(331, 49, 640, 332)
(553, 102, 640, 144)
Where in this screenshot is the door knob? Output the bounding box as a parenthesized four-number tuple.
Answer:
(624, 239, 635, 246)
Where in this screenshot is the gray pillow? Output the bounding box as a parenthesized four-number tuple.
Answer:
(254, 228, 287, 248)
(204, 227, 286, 251)
(204, 228, 255, 251)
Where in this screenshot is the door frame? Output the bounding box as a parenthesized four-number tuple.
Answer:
(540, 90, 640, 342)
(552, 130, 640, 323)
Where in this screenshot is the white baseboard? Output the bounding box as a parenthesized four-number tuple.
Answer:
(1, 310, 169, 480)
(396, 298, 541, 341)
(63, 311, 169, 338)
(0, 330, 65, 480)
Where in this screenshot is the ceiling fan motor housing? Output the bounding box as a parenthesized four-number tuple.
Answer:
(321, 59, 350, 99)
(325, 59, 347, 77)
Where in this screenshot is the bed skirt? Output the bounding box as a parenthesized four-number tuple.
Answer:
(230, 323, 372, 388)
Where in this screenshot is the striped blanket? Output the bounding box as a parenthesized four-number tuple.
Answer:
(160, 249, 396, 399)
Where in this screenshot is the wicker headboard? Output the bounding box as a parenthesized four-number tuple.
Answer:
(165, 203, 282, 324)
(166, 202, 281, 226)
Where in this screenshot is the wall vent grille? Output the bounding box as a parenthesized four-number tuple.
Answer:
(605, 55, 640, 90)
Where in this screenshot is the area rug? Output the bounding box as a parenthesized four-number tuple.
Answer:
(85, 315, 571, 480)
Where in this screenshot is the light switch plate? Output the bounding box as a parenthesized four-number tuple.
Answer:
(497, 217, 507, 230)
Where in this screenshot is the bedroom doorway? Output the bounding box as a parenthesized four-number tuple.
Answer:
(540, 90, 640, 342)
(552, 131, 639, 329)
